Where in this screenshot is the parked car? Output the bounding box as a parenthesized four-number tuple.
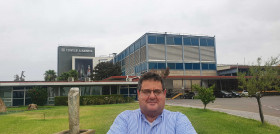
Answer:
(231, 91, 241, 97)
(214, 90, 232, 98)
(241, 90, 249, 97)
(183, 92, 195, 99)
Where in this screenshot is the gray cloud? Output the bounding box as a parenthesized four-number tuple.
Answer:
(0, 0, 279, 81)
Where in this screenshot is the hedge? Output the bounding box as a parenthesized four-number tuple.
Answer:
(55, 95, 135, 106)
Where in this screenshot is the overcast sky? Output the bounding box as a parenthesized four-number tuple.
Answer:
(0, 0, 279, 81)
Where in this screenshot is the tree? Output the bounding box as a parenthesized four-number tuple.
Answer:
(44, 70, 57, 81)
(57, 70, 78, 81)
(68, 70, 78, 80)
(14, 74, 20, 81)
(27, 87, 48, 106)
(192, 84, 215, 109)
(14, 71, 25, 81)
(57, 72, 69, 81)
(93, 62, 122, 80)
(160, 67, 170, 79)
(238, 56, 280, 124)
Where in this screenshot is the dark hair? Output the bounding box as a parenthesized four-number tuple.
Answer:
(137, 72, 165, 91)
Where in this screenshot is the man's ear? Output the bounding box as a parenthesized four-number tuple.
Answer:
(137, 90, 140, 96)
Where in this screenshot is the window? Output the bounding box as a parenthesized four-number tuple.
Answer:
(129, 44, 134, 54)
(207, 38, 215, 46)
(200, 38, 207, 46)
(176, 63, 183, 70)
(185, 63, 192, 69)
(158, 63, 166, 69)
(126, 48, 129, 56)
(135, 40, 140, 50)
(141, 36, 146, 47)
(193, 63, 200, 70)
(183, 37, 191, 45)
(174, 37, 182, 45)
(149, 62, 157, 69)
(202, 63, 209, 70)
(148, 36, 156, 44)
(166, 37, 174, 45)
(167, 63, 175, 69)
(191, 37, 199, 46)
(209, 64, 216, 70)
(157, 36, 165, 44)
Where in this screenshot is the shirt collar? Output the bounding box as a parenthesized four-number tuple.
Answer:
(140, 109, 165, 126)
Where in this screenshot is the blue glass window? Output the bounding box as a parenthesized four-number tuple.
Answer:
(142, 62, 147, 71)
(174, 37, 182, 45)
(126, 48, 129, 56)
(135, 41, 140, 50)
(200, 38, 207, 46)
(157, 36, 165, 44)
(121, 52, 125, 60)
(193, 63, 200, 70)
(176, 63, 183, 70)
(166, 37, 174, 45)
(191, 37, 199, 46)
(129, 45, 134, 54)
(207, 38, 214, 46)
(185, 63, 192, 69)
(158, 63, 166, 69)
(209, 64, 216, 70)
(202, 63, 209, 70)
(149, 62, 157, 69)
(183, 37, 191, 45)
(167, 63, 176, 69)
(148, 36, 156, 44)
(141, 36, 146, 47)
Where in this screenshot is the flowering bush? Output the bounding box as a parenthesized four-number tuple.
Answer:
(27, 87, 48, 106)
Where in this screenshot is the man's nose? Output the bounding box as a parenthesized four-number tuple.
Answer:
(149, 91, 156, 98)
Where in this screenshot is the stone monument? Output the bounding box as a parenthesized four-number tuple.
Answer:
(0, 98, 6, 113)
(56, 88, 95, 134)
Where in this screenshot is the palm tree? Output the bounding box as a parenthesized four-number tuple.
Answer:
(44, 70, 57, 81)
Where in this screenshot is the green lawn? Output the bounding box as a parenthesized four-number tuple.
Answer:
(0, 103, 279, 134)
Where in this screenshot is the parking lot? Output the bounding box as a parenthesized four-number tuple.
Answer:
(166, 96, 280, 117)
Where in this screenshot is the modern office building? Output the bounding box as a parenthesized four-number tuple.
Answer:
(113, 32, 217, 90)
(57, 46, 95, 78)
(113, 32, 217, 77)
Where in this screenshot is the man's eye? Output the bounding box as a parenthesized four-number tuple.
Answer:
(142, 90, 151, 93)
(154, 90, 161, 93)
(154, 90, 162, 93)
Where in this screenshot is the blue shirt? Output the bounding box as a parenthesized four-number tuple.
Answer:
(107, 109, 197, 134)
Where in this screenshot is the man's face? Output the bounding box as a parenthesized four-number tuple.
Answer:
(137, 80, 166, 116)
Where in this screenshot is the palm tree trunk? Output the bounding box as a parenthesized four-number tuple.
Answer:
(256, 94, 264, 124)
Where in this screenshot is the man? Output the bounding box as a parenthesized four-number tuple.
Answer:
(107, 72, 197, 134)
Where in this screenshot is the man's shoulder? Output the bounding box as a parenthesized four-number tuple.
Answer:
(163, 109, 184, 116)
(118, 109, 141, 117)
(163, 109, 188, 121)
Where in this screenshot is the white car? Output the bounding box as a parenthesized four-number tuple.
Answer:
(241, 90, 249, 97)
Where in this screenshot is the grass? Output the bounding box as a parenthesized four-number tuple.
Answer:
(0, 103, 279, 134)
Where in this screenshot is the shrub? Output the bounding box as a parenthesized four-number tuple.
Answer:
(54, 95, 134, 106)
(27, 87, 48, 106)
(54, 96, 68, 106)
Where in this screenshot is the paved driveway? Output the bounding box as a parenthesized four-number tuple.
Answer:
(166, 96, 280, 117)
(166, 96, 280, 127)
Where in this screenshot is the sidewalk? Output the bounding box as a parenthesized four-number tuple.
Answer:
(166, 101, 280, 127)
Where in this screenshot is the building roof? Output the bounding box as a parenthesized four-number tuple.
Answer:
(0, 81, 137, 87)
